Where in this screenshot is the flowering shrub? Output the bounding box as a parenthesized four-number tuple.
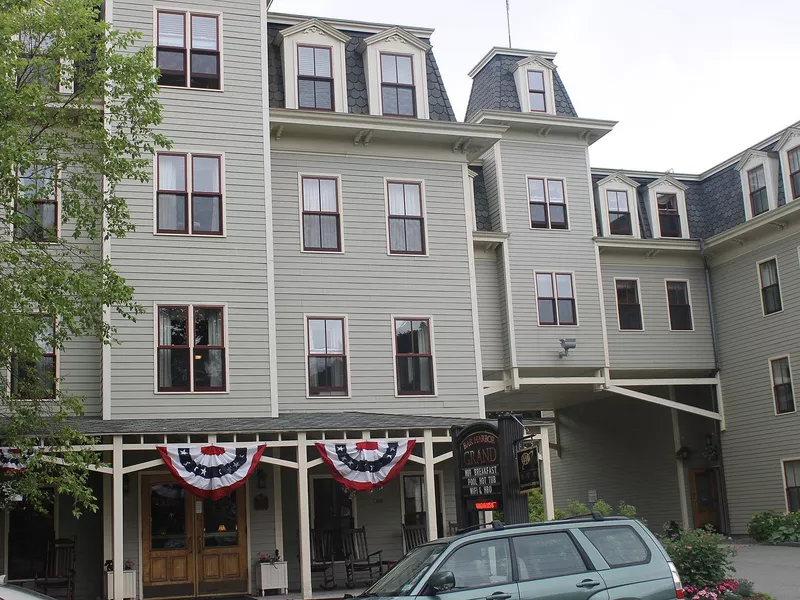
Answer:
(660, 526, 736, 587)
(684, 579, 739, 600)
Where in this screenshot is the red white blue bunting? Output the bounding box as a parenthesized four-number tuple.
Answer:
(157, 444, 266, 500)
(315, 439, 416, 492)
(0, 447, 29, 472)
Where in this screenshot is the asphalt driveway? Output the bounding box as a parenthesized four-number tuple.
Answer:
(732, 544, 800, 599)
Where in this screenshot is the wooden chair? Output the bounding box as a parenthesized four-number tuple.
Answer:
(35, 537, 76, 600)
(310, 529, 337, 590)
(447, 521, 459, 536)
(401, 523, 427, 553)
(342, 527, 383, 588)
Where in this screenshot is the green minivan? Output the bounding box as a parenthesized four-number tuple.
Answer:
(360, 516, 685, 600)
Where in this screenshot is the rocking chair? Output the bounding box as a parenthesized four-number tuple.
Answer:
(35, 537, 76, 600)
(310, 529, 337, 590)
(342, 527, 383, 588)
(401, 523, 427, 553)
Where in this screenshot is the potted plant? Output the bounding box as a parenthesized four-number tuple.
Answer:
(256, 550, 287, 596)
(675, 446, 691, 461)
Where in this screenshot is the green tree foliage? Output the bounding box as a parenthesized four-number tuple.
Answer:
(0, 0, 169, 514)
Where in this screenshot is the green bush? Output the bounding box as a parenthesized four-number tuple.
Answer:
(616, 500, 639, 519)
(660, 526, 736, 587)
(566, 500, 590, 516)
(591, 499, 613, 516)
(747, 510, 800, 543)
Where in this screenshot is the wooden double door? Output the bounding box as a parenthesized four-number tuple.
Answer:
(142, 475, 248, 599)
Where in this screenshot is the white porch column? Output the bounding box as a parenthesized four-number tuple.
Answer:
(423, 429, 438, 541)
(297, 433, 312, 599)
(538, 426, 554, 520)
(112, 435, 124, 600)
(273, 447, 284, 558)
(103, 452, 112, 564)
(671, 396, 691, 530)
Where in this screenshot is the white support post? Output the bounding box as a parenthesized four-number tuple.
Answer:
(538, 426, 554, 520)
(423, 429, 438, 541)
(671, 396, 691, 530)
(273, 447, 284, 558)
(103, 452, 112, 565)
(112, 435, 124, 600)
(297, 433, 312, 599)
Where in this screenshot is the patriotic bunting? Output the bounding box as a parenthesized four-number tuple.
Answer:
(157, 444, 266, 500)
(315, 439, 416, 492)
(0, 447, 30, 472)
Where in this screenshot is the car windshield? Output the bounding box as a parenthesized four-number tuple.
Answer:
(364, 543, 448, 597)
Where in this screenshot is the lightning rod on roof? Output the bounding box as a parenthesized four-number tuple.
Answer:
(506, 0, 512, 47)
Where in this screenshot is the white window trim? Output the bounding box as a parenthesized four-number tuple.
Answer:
(152, 7, 225, 93)
(5, 316, 60, 401)
(384, 177, 429, 257)
(780, 457, 800, 513)
(776, 128, 800, 204)
(534, 271, 579, 327)
(757, 256, 784, 318)
(769, 355, 796, 417)
(595, 174, 641, 238)
(736, 150, 780, 220)
(360, 27, 431, 119)
(296, 173, 344, 254)
(646, 176, 690, 239)
(513, 56, 556, 115)
(390, 315, 438, 398)
(399, 470, 445, 552)
(525, 175, 569, 231)
(664, 279, 695, 332)
(613, 277, 644, 332)
(303, 314, 351, 400)
(152, 150, 227, 237)
(152, 302, 230, 394)
(277, 19, 349, 113)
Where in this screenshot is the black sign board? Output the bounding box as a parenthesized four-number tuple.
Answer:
(517, 445, 540, 493)
(456, 424, 502, 511)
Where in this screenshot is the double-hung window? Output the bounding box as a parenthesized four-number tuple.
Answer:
(306, 317, 347, 396)
(607, 190, 632, 235)
(535, 272, 576, 326)
(656, 193, 681, 237)
(157, 153, 222, 235)
(788, 146, 800, 201)
(615, 279, 642, 331)
(381, 54, 415, 117)
(10, 316, 56, 399)
(301, 176, 341, 251)
(157, 305, 226, 392)
(748, 165, 769, 217)
(15, 165, 58, 241)
(771, 357, 795, 415)
(785, 460, 800, 512)
(388, 181, 425, 255)
(527, 70, 546, 112)
(528, 178, 567, 229)
(394, 318, 434, 395)
(298, 45, 333, 110)
(666, 281, 693, 331)
(157, 11, 220, 89)
(758, 258, 782, 315)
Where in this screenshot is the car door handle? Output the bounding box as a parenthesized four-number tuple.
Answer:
(576, 579, 602, 589)
(485, 593, 512, 600)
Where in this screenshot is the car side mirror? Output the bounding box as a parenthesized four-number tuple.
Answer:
(427, 571, 455, 594)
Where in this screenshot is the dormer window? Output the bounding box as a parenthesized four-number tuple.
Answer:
(736, 149, 779, 220)
(381, 54, 415, 117)
(657, 193, 681, 238)
(747, 165, 769, 216)
(607, 191, 632, 235)
(527, 70, 546, 112)
(298, 45, 333, 110)
(789, 147, 800, 200)
(645, 176, 689, 239)
(595, 173, 641, 238)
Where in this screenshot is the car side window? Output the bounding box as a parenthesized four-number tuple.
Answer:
(581, 525, 651, 568)
(437, 538, 512, 591)
(512, 532, 588, 581)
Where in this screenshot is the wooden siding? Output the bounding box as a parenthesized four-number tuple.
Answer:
(498, 139, 605, 368)
(475, 250, 505, 370)
(60, 337, 102, 416)
(271, 151, 481, 417)
(712, 231, 800, 532)
(601, 262, 716, 370)
(110, 0, 271, 418)
(482, 149, 501, 232)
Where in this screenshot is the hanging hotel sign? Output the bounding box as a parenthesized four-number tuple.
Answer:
(157, 444, 266, 500)
(316, 439, 416, 492)
(456, 424, 502, 511)
(517, 444, 540, 493)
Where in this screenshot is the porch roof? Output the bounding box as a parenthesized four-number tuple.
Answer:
(67, 412, 487, 435)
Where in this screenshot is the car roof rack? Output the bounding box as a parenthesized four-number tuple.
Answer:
(454, 513, 629, 537)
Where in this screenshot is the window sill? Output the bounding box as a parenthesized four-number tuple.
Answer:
(158, 84, 224, 93)
(306, 394, 352, 400)
(301, 248, 344, 255)
(774, 409, 797, 417)
(395, 393, 438, 399)
(154, 231, 227, 238)
(154, 390, 230, 395)
(387, 251, 429, 258)
(529, 226, 572, 232)
(763, 309, 785, 318)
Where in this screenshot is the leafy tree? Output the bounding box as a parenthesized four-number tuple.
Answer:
(0, 0, 169, 514)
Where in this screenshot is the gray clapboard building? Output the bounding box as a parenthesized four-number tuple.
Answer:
(3, 3, 800, 600)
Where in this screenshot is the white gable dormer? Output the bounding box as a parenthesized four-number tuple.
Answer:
(646, 175, 690, 239)
(359, 27, 431, 119)
(775, 128, 800, 203)
(277, 19, 350, 113)
(513, 55, 556, 115)
(735, 149, 780, 220)
(595, 172, 641, 238)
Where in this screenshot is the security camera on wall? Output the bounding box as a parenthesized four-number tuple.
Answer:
(558, 338, 577, 358)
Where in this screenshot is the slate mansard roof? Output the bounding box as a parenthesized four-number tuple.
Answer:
(267, 20, 457, 122)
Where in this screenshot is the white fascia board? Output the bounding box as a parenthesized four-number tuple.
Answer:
(646, 174, 688, 191)
(472, 110, 616, 143)
(595, 237, 701, 253)
(592, 167, 701, 182)
(705, 198, 800, 249)
(358, 26, 431, 52)
(734, 148, 773, 172)
(468, 46, 558, 78)
(269, 12, 434, 38)
(276, 18, 351, 44)
(594, 172, 641, 188)
(775, 127, 800, 151)
(607, 386, 722, 421)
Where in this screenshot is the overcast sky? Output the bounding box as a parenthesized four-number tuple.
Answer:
(270, 0, 800, 174)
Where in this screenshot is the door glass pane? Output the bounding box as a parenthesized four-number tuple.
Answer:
(203, 493, 238, 547)
(151, 483, 186, 549)
(439, 539, 511, 589)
